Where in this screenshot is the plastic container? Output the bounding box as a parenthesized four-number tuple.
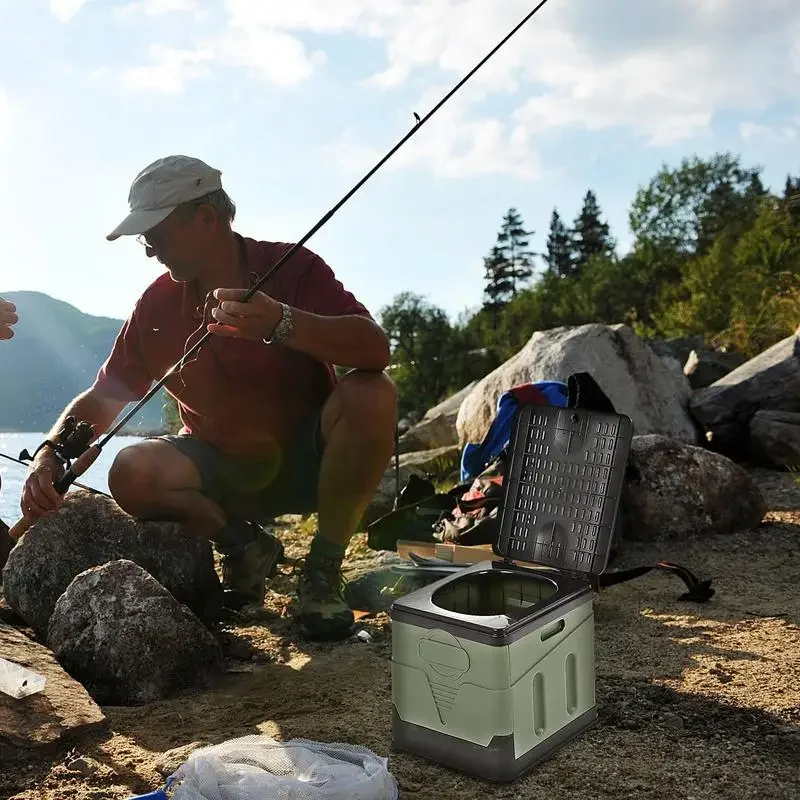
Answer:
(390, 404, 633, 782)
(0, 657, 47, 699)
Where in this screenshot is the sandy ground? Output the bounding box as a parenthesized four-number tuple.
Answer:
(2, 467, 799, 800)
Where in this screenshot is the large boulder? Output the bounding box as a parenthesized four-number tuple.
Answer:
(1, 622, 106, 761)
(397, 382, 477, 454)
(689, 328, 800, 455)
(47, 560, 223, 706)
(683, 347, 747, 390)
(621, 435, 767, 541)
(456, 324, 697, 447)
(2, 490, 222, 639)
(747, 410, 800, 469)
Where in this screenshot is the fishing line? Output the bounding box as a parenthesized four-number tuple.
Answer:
(0, 450, 110, 497)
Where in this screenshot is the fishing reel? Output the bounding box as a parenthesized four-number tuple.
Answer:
(19, 415, 95, 471)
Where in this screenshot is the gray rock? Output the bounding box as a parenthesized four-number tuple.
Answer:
(46, 560, 223, 706)
(649, 335, 706, 367)
(343, 552, 411, 612)
(400, 445, 461, 478)
(398, 381, 477, 454)
(622, 435, 767, 541)
(0, 622, 105, 760)
(684, 348, 747, 390)
(689, 328, 800, 453)
(456, 324, 697, 447)
(2, 490, 222, 638)
(748, 410, 800, 468)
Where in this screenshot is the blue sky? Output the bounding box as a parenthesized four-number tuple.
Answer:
(0, 0, 798, 325)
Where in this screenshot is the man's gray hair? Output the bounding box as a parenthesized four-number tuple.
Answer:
(179, 188, 237, 224)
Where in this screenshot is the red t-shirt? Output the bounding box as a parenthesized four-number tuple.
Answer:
(94, 235, 370, 458)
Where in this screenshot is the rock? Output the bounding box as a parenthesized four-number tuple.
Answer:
(748, 410, 800, 468)
(622, 435, 767, 541)
(400, 445, 461, 479)
(155, 741, 209, 777)
(343, 551, 416, 612)
(2, 490, 222, 639)
(649, 335, 706, 368)
(456, 324, 697, 447)
(689, 328, 800, 455)
(398, 382, 477, 454)
(0, 622, 105, 760)
(46, 560, 223, 706)
(684, 348, 747, 390)
(65, 756, 100, 776)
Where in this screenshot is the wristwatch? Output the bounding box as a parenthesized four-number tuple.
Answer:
(262, 302, 293, 346)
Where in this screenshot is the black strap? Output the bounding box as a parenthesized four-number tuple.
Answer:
(596, 561, 715, 603)
(394, 423, 400, 506)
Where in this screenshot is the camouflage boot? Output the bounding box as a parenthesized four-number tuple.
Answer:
(214, 520, 285, 611)
(295, 556, 355, 641)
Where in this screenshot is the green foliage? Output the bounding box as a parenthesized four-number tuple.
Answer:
(544, 209, 573, 277)
(379, 291, 492, 419)
(629, 152, 766, 256)
(162, 392, 182, 434)
(482, 208, 536, 317)
(571, 190, 616, 275)
(379, 151, 800, 422)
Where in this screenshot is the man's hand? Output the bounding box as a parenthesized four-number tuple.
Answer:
(208, 288, 283, 341)
(0, 297, 18, 340)
(20, 451, 65, 519)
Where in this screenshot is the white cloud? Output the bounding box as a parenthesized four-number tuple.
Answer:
(316, 0, 800, 174)
(122, 45, 213, 93)
(217, 28, 324, 87)
(740, 122, 797, 143)
(115, 0, 800, 174)
(49, 0, 89, 23)
(324, 84, 542, 181)
(126, 0, 199, 13)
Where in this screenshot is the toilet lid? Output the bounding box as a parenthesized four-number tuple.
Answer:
(493, 404, 633, 577)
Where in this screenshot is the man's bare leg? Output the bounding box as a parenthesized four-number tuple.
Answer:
(108, 441, 226, 538)
(108, 442, 284, 609)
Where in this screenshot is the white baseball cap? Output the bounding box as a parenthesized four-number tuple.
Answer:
(106, 155, 223, 241)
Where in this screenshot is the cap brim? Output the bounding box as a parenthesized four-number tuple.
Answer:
(106, 206, 177, 241)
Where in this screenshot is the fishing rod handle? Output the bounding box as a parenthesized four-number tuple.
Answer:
(8, 515, 33, 542)
(8, 446, 102, 542)
(53, 445, 101, 492)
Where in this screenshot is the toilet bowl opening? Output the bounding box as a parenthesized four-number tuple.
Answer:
(430, 569, 558, 620)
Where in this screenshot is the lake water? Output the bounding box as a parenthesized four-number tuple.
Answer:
(0, 432, 142, 523)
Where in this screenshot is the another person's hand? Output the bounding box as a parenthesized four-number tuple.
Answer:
(0, 297, 18, 340)
(20, 451, 65, 520)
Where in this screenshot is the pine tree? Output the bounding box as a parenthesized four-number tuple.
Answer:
(572, 189, 615, 274)
(544, 208, 573, 277)
(496, 207, 536, 295)
(482, 244, 514, 317)
(784, 175, 800, 217)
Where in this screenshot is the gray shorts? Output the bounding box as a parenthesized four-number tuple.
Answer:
(152, 408, 324, 524)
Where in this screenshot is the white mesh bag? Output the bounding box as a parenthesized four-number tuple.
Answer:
(167, 735, 399, 800)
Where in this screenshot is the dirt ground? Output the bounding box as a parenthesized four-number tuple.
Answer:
(2, 467, 799, 800)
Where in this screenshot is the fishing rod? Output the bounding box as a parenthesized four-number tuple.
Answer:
(5, 0, 553, 544)
(0, 449, 110, 498)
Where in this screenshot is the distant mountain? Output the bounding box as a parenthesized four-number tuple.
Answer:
(0, 291, 169, 434)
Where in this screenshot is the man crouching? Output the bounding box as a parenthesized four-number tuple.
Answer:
(20, 155, 397, 641)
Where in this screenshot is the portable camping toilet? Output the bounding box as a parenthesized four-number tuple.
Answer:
(389, 403, 633, 782)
